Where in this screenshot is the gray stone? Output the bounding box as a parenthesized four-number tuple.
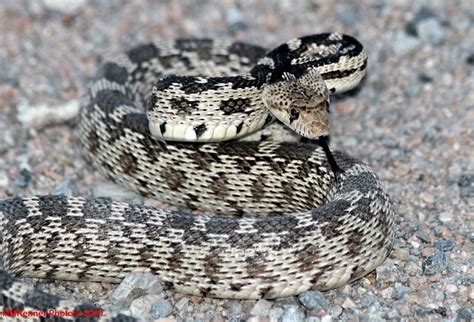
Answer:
(175, 297, 189, 312)
(111, 272, 163, 304)
(438, 211, 453, 223)
(92, 181, 143, 204)
(129, 294, 162, 319)
(422, 252, 448, 275)
(52, 179, 78, 196)
(330, 305, 343, 318)
(250, 299, 272, 316)
(150, 298, 173, 319)
(387, 309, 400, 319)
(416, 18, 446, 45)
(392, 285, 412, 299)
(14, 168, 32, 188)
(279, 305, 305, 322)
(269, 307, 284, 320)
(434, 240, 455, 251)
(392, 33, 421, 57)
(338, 8, 360, 25)
(405, 6, 437, 36)
(298, 290, 328, 310)
(43, 0, 86, 14)
(456, 308, 472, 321)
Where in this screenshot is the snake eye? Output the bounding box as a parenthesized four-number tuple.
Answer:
(289, 107, 300, 123)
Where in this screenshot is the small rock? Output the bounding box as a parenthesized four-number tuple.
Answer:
(52, 179, 78, 196)
(456, 308, 472, 321)
(84, 282, 103, 294)
(330, 305, 343, 318)
(226, 6, 247, 33)
(112, 272, 163, 304)
(392, 286, 412, 299)
(150, 298, 173, 319)
(381, 287, 393, 299)
(361, 294, 376, 307)
(92, 181, 143, 204)
(298, 290, 328, 310)
(250, 299, 272, 316)
(341, 298, 356, 309)
(405, 6, 438, 36)
(393, 248, 410, 261)
(14, 168, 32, 188)
(338, 8, 360, 25)
(269, 307, 284, 321)
(438, 212, 453, 223)
(434, 240, 455, 251)
(279, 306, 305, 322)
(392, 33, 421, 56)
(129, 294, 162, 319)
(466, 54, 474, 65)
(422, 252, 448, 275)
(387, 309, 400, 319)
(416, 18, 446, 45)
(375, 259, 399, 283)
(0, 171, 9, 187)
(458, 173, 474, 201)
(175, 297, 189, 312)
(17, 100, 80, 129)
(42, 0, 86, 14)
(445, 284, 458, 293)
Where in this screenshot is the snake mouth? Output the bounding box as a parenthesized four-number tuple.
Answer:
(284, 99, 331, 139)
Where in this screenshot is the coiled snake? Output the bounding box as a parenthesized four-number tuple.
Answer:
(0, 33, 396, 316)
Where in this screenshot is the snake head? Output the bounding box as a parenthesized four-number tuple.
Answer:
(262, 67, 330, 139)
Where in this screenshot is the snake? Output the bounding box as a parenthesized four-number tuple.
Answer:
(0, 33, 396, 317)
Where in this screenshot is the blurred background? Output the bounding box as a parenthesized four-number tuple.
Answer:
(0, 0, 472, 321)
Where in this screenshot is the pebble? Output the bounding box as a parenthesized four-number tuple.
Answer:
(175, 297, 189, 312)
(111, 272, 163, 305)
(16, 100, 80, 129)
(422, 252, 448, 275)
(392, 33, 421, 56)
(338, 8, 360, 25)
(466, 54, 474, 65)
(456, 308, 472, 321)
(268, 307, 284, 321)
(250, 299, 272, 316)
(341, 298, 356, 309)
(14, 168, 32, 188)
(405, 6, 437, 36)
(129, 294, 163, 319)
(434, 240, 455, 252)
(279, 306, 305, 322)
(438, 212, 454, 223)
(92, 181, 143, 204)
(392, 286, 412, 300)
(42, 0, 86, 14)
(150, 298, 173, 319)
(52, 179, 78, 196)
(298, 291, 328, 311)
(416, 18, 446, 45)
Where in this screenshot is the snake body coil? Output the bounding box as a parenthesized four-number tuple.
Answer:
(1, 34, 395, 310)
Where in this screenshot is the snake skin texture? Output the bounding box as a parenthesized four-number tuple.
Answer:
(1, 33, 396, 319)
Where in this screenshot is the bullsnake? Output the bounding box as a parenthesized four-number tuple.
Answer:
(0, 33, 396, 317)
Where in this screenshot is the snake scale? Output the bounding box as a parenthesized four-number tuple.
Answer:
(0, 33, 396, 318)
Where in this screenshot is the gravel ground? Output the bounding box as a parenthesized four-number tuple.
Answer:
(1, 0, 473, 321)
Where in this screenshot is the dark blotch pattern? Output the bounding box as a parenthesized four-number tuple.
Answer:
(96, 62, 129, 85)
(193, 123, 207, 138)
(169, 97, 199, 115)
(219, 97, 251, 115)
(127, 43, 160, 64)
